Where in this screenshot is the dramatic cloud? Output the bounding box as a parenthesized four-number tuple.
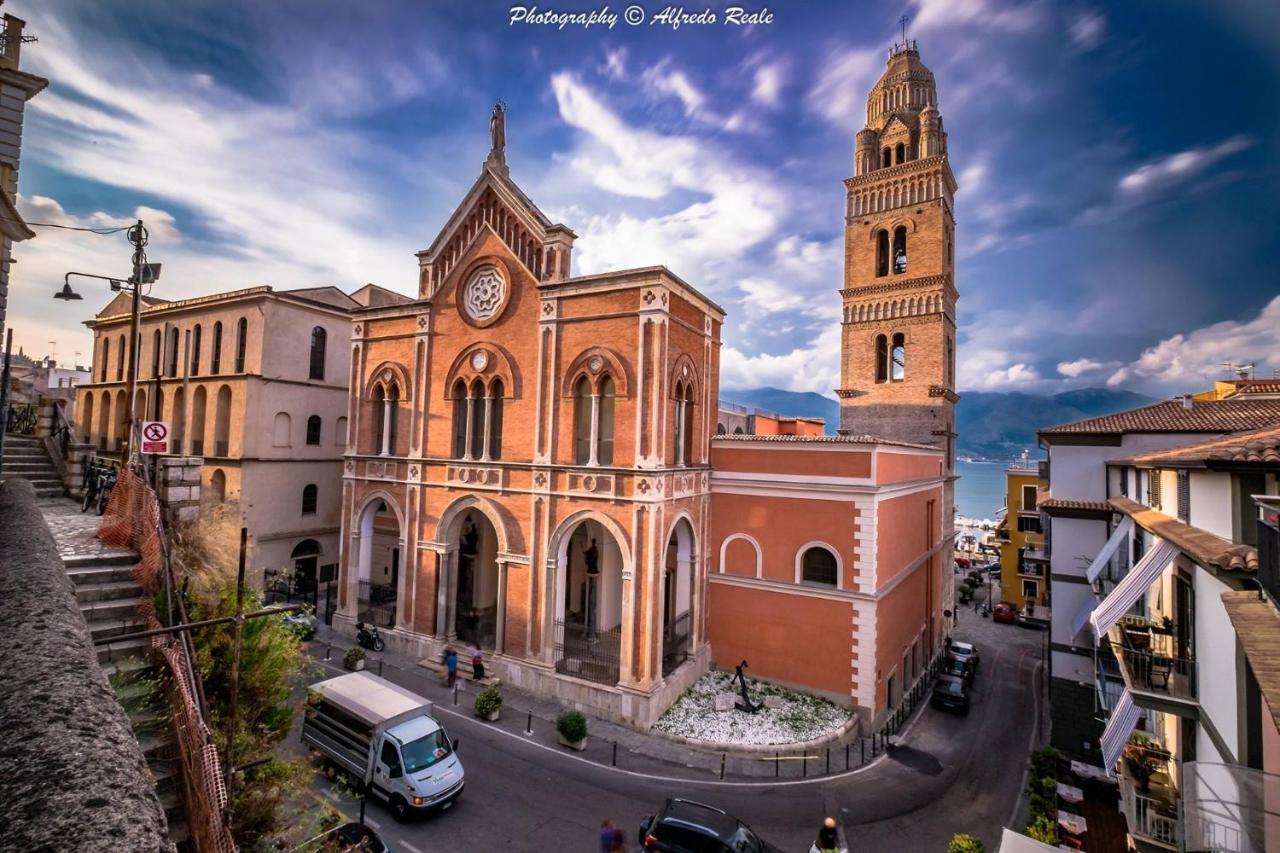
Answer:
(1057, 357, 1113, 378)
(1117, 135, 1253, 196)
(720, 324, 843, 393)
(806, 46, 880, 129)
(751, 61, 785, 107)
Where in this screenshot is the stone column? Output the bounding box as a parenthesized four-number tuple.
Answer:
(156, 456, 202, 527)
(495, 559, 507, 653)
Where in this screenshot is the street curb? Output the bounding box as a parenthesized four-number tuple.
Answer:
(647, 714, 862, 756)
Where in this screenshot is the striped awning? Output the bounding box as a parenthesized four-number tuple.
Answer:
(1090, 541, 1178, 641)
(1086, 517, 1133, 583)
(1101, 688, 1141, 777)
(1071, 595, 1096, 640)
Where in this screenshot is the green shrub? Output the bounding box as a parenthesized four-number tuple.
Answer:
(557, 710, 588, 742)
(343, 646, 366, 670)
(1029, 745, 1060, 780)
(474, 686, 503, 718)
(946, 833, 984, 853)
(1026, 814, 1057, 844)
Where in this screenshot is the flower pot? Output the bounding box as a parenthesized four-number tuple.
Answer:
(348, 658, 365, 672)
(483, 709, 500, 722)
(559, 733, 587, 751)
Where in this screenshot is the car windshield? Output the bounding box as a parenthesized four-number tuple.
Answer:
(951, 643, 974, 656)
(730, 825, 765, 853)
(946, 659, 965, 674)
(400, 729, 453, 774)
(938, 680, 964, 696)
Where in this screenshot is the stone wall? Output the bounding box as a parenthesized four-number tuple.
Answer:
(0, 478, 173, 850)
(157, 455, 202, 525)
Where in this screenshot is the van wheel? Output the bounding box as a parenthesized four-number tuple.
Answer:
(390, 795, 410, 822)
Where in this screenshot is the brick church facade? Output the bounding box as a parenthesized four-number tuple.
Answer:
(337, 43, 957, 729)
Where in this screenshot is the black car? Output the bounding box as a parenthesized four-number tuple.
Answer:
(940, 654, 974, 685)
(930, 674, 970, 715)
(639, 798, 781, 853)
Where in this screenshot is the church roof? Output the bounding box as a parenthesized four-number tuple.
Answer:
(418, 164, 575, 260)
(713, 433, 939, 452)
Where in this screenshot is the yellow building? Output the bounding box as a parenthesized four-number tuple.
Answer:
(997, 464, 1047, 610)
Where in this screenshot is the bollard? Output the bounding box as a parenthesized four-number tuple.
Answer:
(861, 739, 866, 764)
(826, 747, 830, 775)
(775, 751, 780, 777)
(845, 743, 850, 770)
(525, 712, 532, 735)
(378, 658, 384, 677)
(803, 754, 807, 778)
(612, 741, 617, 767)
(325, 643, 331, 661)
(453, 684, 459, 706)
(719, 753, 726, 780)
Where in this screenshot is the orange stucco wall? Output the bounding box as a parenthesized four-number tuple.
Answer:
(873, 550, 944, 710)
(710, 491, 860, 589)
(711, 445, 872, 479)
(875, 450, 944, 484)
(876, 486, 942, 584)
(706, 581, 854, 698)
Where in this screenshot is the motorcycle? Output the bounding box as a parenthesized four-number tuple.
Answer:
(355, 621, 385, 652)
(980, 603, 991, 618)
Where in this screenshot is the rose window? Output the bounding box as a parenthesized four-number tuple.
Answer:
(463, 265, 506, 322)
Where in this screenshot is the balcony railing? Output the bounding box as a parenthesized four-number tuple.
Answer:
(1109, 627, 1198, 701)
(1018, 562, 1045, 578)
(1119, 766, 1180, 850)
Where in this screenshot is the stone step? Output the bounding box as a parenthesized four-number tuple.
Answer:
(151, 762, 178, 796)
(1, 459, 58, 471)
(30, 485, 67, 497)
(97, 637, 150, 664)
(137, 733, 168, 758)
(103, 654, 153, 679)
(9, 476, 64, 489)
(66, 550, 138, 569)
(88, 616, 146, 642)
(81, 596, 144, 622)
(75, 578, 143, 604)
(0, 446, 47, 458)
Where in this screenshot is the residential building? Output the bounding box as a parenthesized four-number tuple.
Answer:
(337, 39, 956, 729)
(0, 4, 47, 341)
(715, 402, 825, 437)
(1041, 396, 1280, 851)
(72, 284, 408, 586)
(995, 462, 1048, 611)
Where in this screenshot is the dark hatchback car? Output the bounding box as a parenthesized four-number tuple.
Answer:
(930, 674, 970, 716)
(940, 654, 974, 685)
(640, 798, 781, 853)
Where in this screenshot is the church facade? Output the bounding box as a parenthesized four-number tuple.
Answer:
(337, 43, 958, 729)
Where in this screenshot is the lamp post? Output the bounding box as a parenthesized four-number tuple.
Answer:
(55, 220, 160, 465)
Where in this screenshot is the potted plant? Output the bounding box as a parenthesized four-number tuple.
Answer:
(1123, 733, 1161, 791)
(946, 833, 983, 853)
(343, 646, 366, 672)
(557, 710, 588, 751)
(1026, 814, 1057, 845)
(474, 686, 503, 722)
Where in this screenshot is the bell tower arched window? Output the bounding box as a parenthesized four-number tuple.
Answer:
(893, 226, 907, 274)
(234, 317, 248, 373)
(468, 378, 485, 461)
(451, 380, 468, 459)
(572, 374, 616, 466)
(309, 326, 326, 380)
(386, 383, 400, 454)
(487, 378, 504, 461)
(891, 333, 906, 381)
(881, 147, 892, 169)
(373, 385, 386, 455)
(875, 230, 889, 278)
(895, 142, 905, 164)
(875, 334, 888, 383)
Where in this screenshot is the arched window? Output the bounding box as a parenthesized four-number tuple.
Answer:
(673, 381, 695, 466)
(373, 384, 387, 454)
(305, 415, 321, 446)
(151, 329, 162, 377)
(191, 324, 202, 377)
(468, 378, 484, 461)
(234, 317, 247, 372)
(716, 423, 726, 435)
(875, 230, 889, 277)
(387, 383, 400, 454)
(573, 376, 592, 465)
(211, 322, 223, 373)
(167, 326, 180, 377)
(487, 378, 504, 461)
(451, 380, 468, 459)
(309, 326, 326, 381)
(895, 142, 905, 164)
(893, 226, 907, 274)
(335, 416, 348, 447)
(301, 484, 318, 515)
(801, 546, 838, 586)
(881, 147, 892, 169)
(733, 426, 744, 435)
(598, 375, 616, 465)
(272, 412, 291, 447)
(946, 337, 953, 387)
(891, 333, 906, 381)
(117, 334, 125, 380)
(100, 338, 110, 382)
(673, 382, 686, 465)
(209, 469, 226, 504)
(875, 334, 889, 383)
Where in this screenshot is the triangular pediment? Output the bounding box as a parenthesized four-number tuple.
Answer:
(880, 114, 913, 139)
(421, 166, 570, 260)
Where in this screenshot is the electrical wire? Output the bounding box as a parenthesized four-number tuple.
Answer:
(0, 214, 131, 235)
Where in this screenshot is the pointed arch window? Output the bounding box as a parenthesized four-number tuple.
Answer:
(875, 334, 889, 383)
(893, 226, 908, 274)
(468, 378, 484, 460)
(598, 376, 616, 465)
(452, 380, 469, 459)
(386, 383, 400, 455)
(891, 333, 906, 381)
(570, 372, 617, 466)
(167, 326, 180, 377)
(673, 381, 695, 466)
(309, 326, 327, 380)
(191, 324, 202, 376)
(487, 378, 504, 461)
(234, 317, 248, 373)
(211, 322, 223, 373)
(573, 376, 593, 465)
(875, 230, 889, 278)
(373, 384, 387, 455)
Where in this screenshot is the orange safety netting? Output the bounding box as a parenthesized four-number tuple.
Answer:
(99, 467, 237, 853)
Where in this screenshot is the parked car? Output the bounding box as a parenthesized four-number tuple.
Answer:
(992, 602, 1017, 624)
(948, 640, 979, 673)
(284, 609, 318, 641)
(930, 674, 970, 716)
(940, 655, 974, 685)
(639, 798, 782, 852)
(985, 562, 1002, 576)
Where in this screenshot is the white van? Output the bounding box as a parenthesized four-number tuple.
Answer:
(302, 671, 464, 820)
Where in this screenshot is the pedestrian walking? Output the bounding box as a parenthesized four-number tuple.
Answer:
(813, 816, 840, 853)
(445, 646, 458, 689)
(600, 819, 617, 853)
(470, 643, 485, 681)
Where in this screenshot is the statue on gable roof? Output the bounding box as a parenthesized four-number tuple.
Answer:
(489, 101, 506, 161)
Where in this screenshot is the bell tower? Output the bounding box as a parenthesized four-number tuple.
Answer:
(838, 38, 958, 470)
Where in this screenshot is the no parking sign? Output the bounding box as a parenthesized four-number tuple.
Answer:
(141, 421, 170, 454)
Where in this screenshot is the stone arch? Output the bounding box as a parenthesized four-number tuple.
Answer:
(561, 346, 633, 398)
(795, 540, 843, 587)
(364, 360, 413, 401)
(435, 492, 519, 556)
(349, 490, 408, 628)
(668, 353, 701, 400)
(548, 508, 633, 574)
(719, 533, 762, 578)
(441, 341, 520, 400)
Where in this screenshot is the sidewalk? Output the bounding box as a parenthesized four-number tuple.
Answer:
(306, 623, 892, 784)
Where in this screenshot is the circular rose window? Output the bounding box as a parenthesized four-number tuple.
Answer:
(462, 265, 506, 324)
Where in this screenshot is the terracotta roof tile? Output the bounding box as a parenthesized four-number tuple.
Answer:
(1109, 496, 1258, 572)
(1221, 592, 1280, 734)
(1037, 494, 1111, 514)
(711, 433, 939, 451)
(1131, 424, 1280, 467)
(1039, 398, 1280, 437)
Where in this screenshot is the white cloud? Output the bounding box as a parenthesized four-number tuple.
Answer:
(751, 61, 785, 107)
(1117, 135, 1253, 196)
(806, 46, 881, 130)
(1057, 357, 1115, 378)
(1105, 296, 1280, 392)
(720, 323, 842, 394)
(1069, 11, 1107, 51)
(911, 0, 1046, 34)
(641, 60, 707, 119)
(602, 47, 628, 80)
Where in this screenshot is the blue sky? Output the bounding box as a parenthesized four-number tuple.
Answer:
(8, 0, 1279, 397)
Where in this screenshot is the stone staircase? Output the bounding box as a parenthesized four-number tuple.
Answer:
(66, 548, 190, 849)
(1, 434, 66, 497)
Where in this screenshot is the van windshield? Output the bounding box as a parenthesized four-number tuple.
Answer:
(400, 729, 453, 774)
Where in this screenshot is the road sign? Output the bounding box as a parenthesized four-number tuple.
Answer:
(141, 420, 170, 454)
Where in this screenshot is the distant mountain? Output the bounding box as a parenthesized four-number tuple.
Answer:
(718, 386, 1155, 461)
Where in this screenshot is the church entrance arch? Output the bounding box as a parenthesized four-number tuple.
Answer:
(662, 517, 695, 677)
(552, 515, 626, 686)
(353, 497, 403, 628)
(451, 512, 500, 650)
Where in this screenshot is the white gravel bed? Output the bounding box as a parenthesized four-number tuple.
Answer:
(652, 670, 852, 746)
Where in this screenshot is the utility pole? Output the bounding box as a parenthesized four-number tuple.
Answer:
(123, 220, 147, 461)
(225, 526, 248, 803)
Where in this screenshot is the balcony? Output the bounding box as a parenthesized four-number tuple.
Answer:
(1108, 622, 1198, 706)
(1118, 759, 1180, 850)
(1017, 561, 1045, 578)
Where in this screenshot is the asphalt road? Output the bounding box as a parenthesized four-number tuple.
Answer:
(304, 612, 1045, 853)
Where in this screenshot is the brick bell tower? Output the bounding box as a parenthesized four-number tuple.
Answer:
(838, 37, 958, 470)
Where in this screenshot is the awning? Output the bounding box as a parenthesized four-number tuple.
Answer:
(1100, 687, 1141, 777)
(1086, 517, 1133, 583)
(1071, 595, 1096, 639)
(1090, 541, 1178, 640)
(996, 827, 1063, 853)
